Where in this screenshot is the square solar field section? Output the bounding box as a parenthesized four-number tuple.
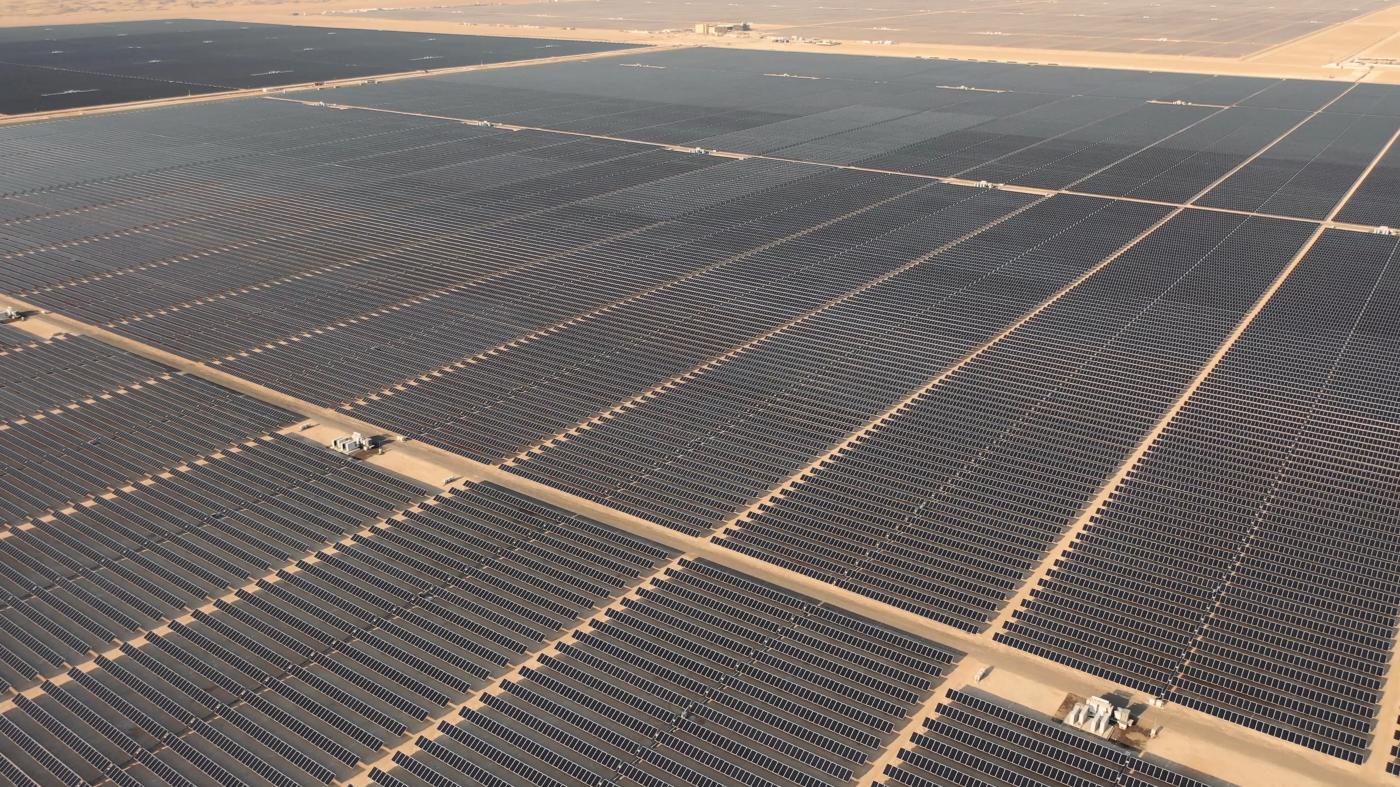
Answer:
(715, 212, 1314, 631)
(220, 165, 1012, 409)
(881, 689, 1213, 787)
(0, 433, 431, 691)
(1196, 111, 1399, 219)
(0, 19, 635, 115)
(346, 181, 1039, 462)
(508, 195, 1179, 535)
(1337, 138, 1400, 229)
(0, 330, 167, 422)
(320, 48, 1400, 217)
(1070, 106, 1308, 204)
(1328, 83, 1400, 119)
(0, 366, 296, 523)
(997, 230, 1400, 763)
(368, 558, 960, 787)
(0, 480, 678, 786)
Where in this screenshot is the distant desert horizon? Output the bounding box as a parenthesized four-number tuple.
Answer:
(6, 0, 1400, 83)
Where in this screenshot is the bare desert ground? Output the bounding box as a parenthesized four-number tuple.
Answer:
(6, 0, 1400, 81)
(335, 0, 1393, 57)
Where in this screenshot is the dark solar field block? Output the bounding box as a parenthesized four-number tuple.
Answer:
(12, 131, 691, 333)
(846, 94, 1144, 179)
(0, 434, 430, 691)
(998, 230, 1400, 762)
(1336, 140, 1400, 228)
(0, 62, 222, 115)
(1237, 80, 1352, 112)
(223, 161, 926, 407)
(1327, 83, 1400, 118)
(0, 373, 297, 523)
(1071, 107, 1307, 203)
(0, 333, 166, 422)
(0, 19, 635, 115)
(954, 102, 1216, 189)
(348, 180, 1035, 461)
(0, 481, 674, 787)
(1197, 111, 1399, 219)
(0, 98, 514, 208)
(716, 212, 1312, 631)
(377, 558, 957, 787)
(879, 689, 1213, 787)
(510, 196, 1173, 535)
(1159, 76, 1281, 107)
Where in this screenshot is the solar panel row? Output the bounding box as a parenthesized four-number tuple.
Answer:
(0, 433, 427, 691)
(881, 689, 1213, 787)
(371, 558, 958, 787)
(0, 372, 298, 522)
(0, 480, 676, 787)
(716, 212, 1315, 631)
(997, 230, 1400, 762)
(0, 331, 167, 422)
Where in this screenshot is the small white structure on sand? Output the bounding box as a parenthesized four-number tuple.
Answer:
(331, 431, 373, 456)
(1064, 696, 1134, 739)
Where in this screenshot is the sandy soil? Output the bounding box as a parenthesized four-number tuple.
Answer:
(330, 0, 1395, 58)
(3, 0, 1396, 81)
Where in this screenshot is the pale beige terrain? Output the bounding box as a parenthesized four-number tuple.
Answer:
(332, 0, 1392, 56)
(3, 0, 1400, 80)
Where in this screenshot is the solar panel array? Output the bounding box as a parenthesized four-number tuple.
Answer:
(997, 230, 1400, 763)
(716, 212, 1314, 630)
(1337, 141, 1400, 228)
(0, 365, 297, 523)
(1195, 112, 1399, 219)
(347, 179, 1035, 463)
(3, 40, 1400, 787)
(0, 19, 632, 115)
(881, 689, 1213, 787)
(323, 48, 1400, 222)
(369, 558, 959, 787)
(0, 329, 166, 422)
(508, 196, 1172, 534)
(0, 474, 687, 786)
(0, 433, 428, 690)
